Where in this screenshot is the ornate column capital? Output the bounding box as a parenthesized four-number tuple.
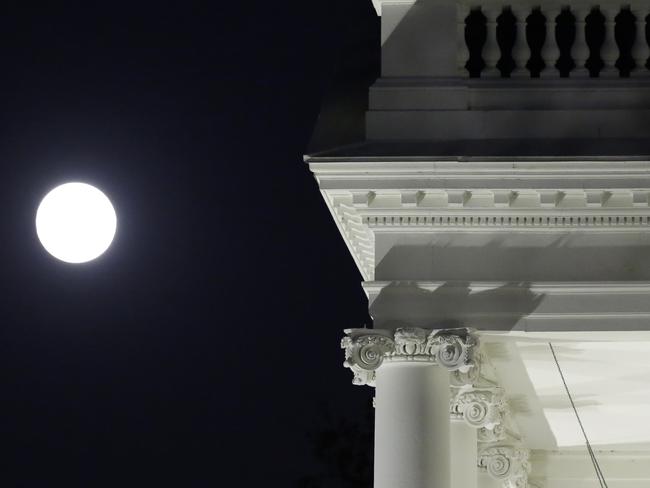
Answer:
(451, 387, 507, 430)
(478, 445, 531, 488)
(341, 327, 479, 386)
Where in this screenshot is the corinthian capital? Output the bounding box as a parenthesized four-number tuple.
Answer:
(341, 327, 478, 386)
(478, 445, 531, 488)
(451, 387, 507, 430)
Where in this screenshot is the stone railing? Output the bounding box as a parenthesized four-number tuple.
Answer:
(458, 2, 650, 78)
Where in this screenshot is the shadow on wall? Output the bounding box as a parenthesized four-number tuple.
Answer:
(376, 235, 650, 282)
(369, 281, 544, 331)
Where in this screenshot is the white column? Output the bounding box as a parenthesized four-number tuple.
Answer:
(540, 7, 560, 77)
(631, 4, 650, 75)
(511, 6, 530, 77)
(342, 328, 479, 488)
(375, 362, 451, 488)
(477, 470, 503, 488)
(482, 5, 502, 77)
(600, 6, 620, 77)
(451, 419, 477, 488)
(571, 6, 590, 77)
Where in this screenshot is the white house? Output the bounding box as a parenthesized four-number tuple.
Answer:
(306, 1, 650, 486)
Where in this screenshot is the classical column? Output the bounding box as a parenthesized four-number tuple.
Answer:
(511, 6, 530, 77)
(571, 5, 591, 77)
(600, 6, 620, 77)
(477, 470, 503, 488)
(540, 7, 560, 77)
(342, 328, 479, 488)
(451, 419, 477, 488)
(631, 4, 650, 75)
(376, 362, 450, 488)
(450, 386, 506, 488)
(482, 5, 502, 77)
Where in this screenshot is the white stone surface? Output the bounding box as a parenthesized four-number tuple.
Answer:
(375, 363, 450, 488)
(308, 0, 650, 485)
(450, 420, 477, 488)
(512, 341, 650, 449)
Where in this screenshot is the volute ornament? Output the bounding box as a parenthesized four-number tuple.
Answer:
(341, 333, 394, 386)
(478, 445, 531, 488)
(341, 327, 479, 386)
(435, 330, 478, 372)
(451, 388, 507, 430)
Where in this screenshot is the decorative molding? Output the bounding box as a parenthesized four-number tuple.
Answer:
(479, 445, 532, 488)
(478, 423, 508, 443)
(364, 212, 650, 230)
(451, 387, 507, 430)
(331, 203, 374, 280)
(450, 352, 484, 387)
(324, 186, 650, 280)
(341, 327, 478, 386)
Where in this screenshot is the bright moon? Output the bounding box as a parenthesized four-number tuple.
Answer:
(35, 182, 117, 263)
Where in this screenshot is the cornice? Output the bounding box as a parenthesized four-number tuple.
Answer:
(325, 188, 650, 280)
(309, 159, 650, 179)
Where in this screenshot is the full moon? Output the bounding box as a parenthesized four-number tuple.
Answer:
(35, 182, 117, 263)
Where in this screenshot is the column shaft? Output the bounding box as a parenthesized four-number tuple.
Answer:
(477, 470, 503, 488)
(375, 363, 451, 488)
(450, 420, 477, 488)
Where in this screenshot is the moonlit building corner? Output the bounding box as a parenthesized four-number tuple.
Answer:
(305, 1, 650, 486)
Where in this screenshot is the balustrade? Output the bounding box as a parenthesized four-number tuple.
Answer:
(458, 2, 650, 78)
(571, 6, 591, 77)
(511, 6, 530, 76)
(631, 4, 650, 75)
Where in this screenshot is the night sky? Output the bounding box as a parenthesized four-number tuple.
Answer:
(0, 3, 378, 486)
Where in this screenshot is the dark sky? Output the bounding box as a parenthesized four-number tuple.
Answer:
(0, 3, 378, 487)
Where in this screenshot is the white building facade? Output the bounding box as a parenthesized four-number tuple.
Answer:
(307, 1, 650, 486)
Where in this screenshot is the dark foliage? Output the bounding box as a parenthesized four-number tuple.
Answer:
(296, 400, 374, 488)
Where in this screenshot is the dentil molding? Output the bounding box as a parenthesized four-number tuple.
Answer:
(310, 160, 650, 280)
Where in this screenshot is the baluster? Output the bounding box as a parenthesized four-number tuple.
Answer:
(571, 5, 591, 76)
(458, 2, 471, 76)
(511, 6, 531, 77)
(482, 4, 502, 77)
(540, 7, 561, 77)
(631, 4, 650, 75)
(600, 6, 620, 77)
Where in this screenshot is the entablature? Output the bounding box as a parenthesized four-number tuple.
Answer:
(309, 159, 650, 281)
